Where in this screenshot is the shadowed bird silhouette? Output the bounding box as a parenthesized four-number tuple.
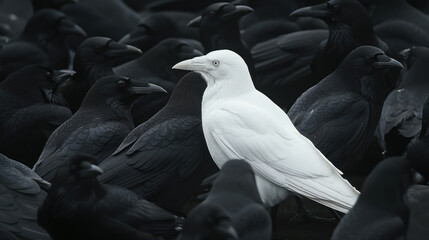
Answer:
(288, 46, 403, 172)
(253, 0, 387, 109)
(38, 154, 184, 240)
(119, 12, 199, 53)
(378, 47, 429, 158)
(0, 65, 73, 166)
(178, 160, 271, 240)
(173, 50, 359, 212)
(59, 0, 140, 41)
(405, 184, 429, 240)
(0, 9, 86, 81)
(59, 37, 142, 112)
(99, 72, 218, 213)
(115, 38, 203, 124)
(33, 75, 166, 183)
(0, 153, 51, 240)
(188, 2, 255, 72)
(331, 156, 412, 240)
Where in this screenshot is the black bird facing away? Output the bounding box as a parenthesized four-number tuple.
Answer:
(188, 2, 255, 72)
(0, 153, 51, 240)
(288, 46, 403, 172)
(0, 9, 86, 81)
(178, 160, 271, 240)
(59, 36, 142, 112)
(331, 156, 412, 240)
(33, 75, 166, 183)
(38, 154, 184, 240)
(378, 47, 429, 158)
(0, 65, 73, 166)
(99, 72, 218, 213)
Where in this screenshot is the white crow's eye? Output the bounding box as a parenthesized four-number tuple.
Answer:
(212, 60, 220, 67)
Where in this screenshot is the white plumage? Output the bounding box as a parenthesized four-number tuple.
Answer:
(173, 49, 359, 213)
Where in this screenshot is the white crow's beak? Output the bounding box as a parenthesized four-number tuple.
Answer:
(172, 56, 208, 72)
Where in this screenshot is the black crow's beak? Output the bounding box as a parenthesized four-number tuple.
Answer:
(52, 69, 76, 84)
(187, 16, 202, 28)
(79, 161, 104, 177)
(104, 41, 142, 57)
(57, 19, 87, 37)
(118, 27, 151, 50)
(290, 3, 332, 19)
(373, 54, 404, 69)
(130, 82, 167, 95)
(221, 5, 254, 20)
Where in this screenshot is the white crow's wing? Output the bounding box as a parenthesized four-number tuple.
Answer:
(204, 99, 359, 212)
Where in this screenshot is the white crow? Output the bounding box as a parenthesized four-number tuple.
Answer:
(173, 49, 359, 213)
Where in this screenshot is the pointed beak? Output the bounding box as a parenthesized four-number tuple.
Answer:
(373, 54, 404, 69)
(187, 16, 202, 28)
(215, 223, 239, 240)
(118, 33, 130, 44)
(173, 56, 208, 72)
(52, 69, 76, 84)
(130, 82, 167, 95)
(104, 42, 142, 58)
(79, 162, 104, 177)
(290, 3, 332, 19)
(57, 19, 87, 37)
(222, 5, 254, 20)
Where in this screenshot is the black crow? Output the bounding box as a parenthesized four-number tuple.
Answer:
(331, 156, 412, 240)
(99, 72, 218, 213)
(33, 75, 166, 183)
(379, 47, 429, 157)
(0, 153, 51, 240)
(59, 37, 142, 112)
(188, 2, 255, 72)
(38, 154, 184, 240)
(0, 9, 86, 81)
(0, 65, 73, 166)
(288, 46, 403, 171)
(177, 160, 271, 240)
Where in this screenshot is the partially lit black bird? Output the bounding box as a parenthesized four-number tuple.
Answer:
(99, 72, 218, 213)
(178, 160, 271, 240)
(0, 65, 73, 166)
(0, 9, 86, 81)
(331, 156, 412, 240)
(378, 47, 429, 157)
(0, 153, 51, 240)
(288, 46, 403, 171)
(59, 37, 142, 112)
(33, 75, 166, 183)
(38, 154, 184, 240)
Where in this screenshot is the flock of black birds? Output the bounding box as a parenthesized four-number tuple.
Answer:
(0, 0, 428, 239)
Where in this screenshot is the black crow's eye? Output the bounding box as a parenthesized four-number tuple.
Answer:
(117, 80, 126, 88)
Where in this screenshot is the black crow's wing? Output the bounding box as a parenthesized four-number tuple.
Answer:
(293, 93, 369, 163)
(100, 116, 206, 197)
(251, 29, 328, 85)
(34, 121, 130, 182)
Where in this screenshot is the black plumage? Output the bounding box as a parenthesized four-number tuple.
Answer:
(33, 75, 166, 183)
(331, 156, 412, 240)
(177, 160, 271, 240)
(405, 184, 429, 240)
(378, 47, 429, 157)
(59, 37, 142, 112)
(99, 72, 217, 213)
(0, 153, 51, 240)
(188, 2, 255, 72)
(0, 9, 86, 81)
(38, 154, 184, 240)
(0, 65, 73, 166)
(288, 46, 403, 171)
